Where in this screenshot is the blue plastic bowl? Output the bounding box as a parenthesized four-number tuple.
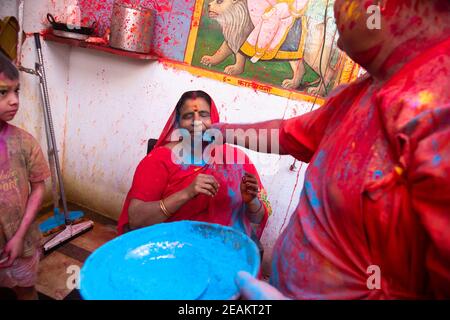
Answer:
(79, 221, 260, 300)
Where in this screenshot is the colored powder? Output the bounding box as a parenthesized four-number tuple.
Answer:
(314, 150, 326, 167)
(432, 154, 442, 166)
(299, 252, 306, 261)
(80, 221, 259, 300)
(373, 170, 383, 179)
(305, 180, 321, 209)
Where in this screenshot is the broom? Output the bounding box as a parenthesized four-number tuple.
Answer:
(19, 33, 93, 251)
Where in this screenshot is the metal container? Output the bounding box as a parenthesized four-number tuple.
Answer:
(109, 2, 155, 53)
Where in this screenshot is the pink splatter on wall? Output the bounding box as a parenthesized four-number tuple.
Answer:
(68, 0, 195, 60)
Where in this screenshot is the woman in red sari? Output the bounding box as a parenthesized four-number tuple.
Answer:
(117, 91, 271, 244)
(218, 0, 450, 299)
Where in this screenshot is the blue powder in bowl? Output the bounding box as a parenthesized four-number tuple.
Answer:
(79, 221, 260, 300)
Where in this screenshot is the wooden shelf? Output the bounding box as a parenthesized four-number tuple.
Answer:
(42, 32, 159, 61)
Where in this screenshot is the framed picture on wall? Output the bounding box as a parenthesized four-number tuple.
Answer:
(184, 0, 361, 103)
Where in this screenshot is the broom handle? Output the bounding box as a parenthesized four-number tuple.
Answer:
(37, 75, 60, 212)
(34, 33, 70, 225)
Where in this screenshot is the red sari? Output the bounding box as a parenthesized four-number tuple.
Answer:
(271, 37, 450, 299)
(117, 99, 271, 241)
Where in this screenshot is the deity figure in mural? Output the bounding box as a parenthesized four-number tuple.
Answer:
(241, 0, 310, 89)
(201, 0, 343, 94)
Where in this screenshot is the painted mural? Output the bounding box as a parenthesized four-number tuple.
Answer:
(185, 0, 360, 100)
(53, 0, 360, 102)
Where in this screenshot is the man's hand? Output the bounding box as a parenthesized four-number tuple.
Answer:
(235, 271, 288, 300)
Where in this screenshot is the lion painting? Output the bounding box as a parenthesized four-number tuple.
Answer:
(200, 0, 253, 75)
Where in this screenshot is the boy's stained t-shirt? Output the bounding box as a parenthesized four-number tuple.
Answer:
(0, 123, 50, 257)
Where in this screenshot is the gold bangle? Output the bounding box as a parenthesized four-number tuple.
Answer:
(159, 199, 171, 218)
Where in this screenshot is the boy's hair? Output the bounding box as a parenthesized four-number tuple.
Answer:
(0, 51, 19, 80)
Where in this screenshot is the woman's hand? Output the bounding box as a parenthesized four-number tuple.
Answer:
(235, 271, 288, 300)
(185, 174, 220, 198)
(0, 235, 24, 268)
(240, 172, 259, 203)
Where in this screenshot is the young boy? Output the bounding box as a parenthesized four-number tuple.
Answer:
(0, 52, 50, 300)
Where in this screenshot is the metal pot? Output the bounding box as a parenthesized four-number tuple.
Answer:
(47, 13, 96, 35)
(109, 2, 155, 53)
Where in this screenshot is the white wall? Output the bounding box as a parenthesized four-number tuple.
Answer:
(1, 0, 19, 17)
(12, 38, 71, 205)
(3, 0, 318, 274)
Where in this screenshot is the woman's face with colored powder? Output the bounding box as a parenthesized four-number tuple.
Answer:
(178, 97, 212, 135)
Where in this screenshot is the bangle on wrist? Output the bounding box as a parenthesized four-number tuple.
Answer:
(160, 199, 172, 218)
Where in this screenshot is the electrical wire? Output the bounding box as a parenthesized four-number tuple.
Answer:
(282, 0, 333, 231)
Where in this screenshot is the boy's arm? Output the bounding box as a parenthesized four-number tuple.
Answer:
(14, 180, 45, 240)
(0, 181, 45, 268)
